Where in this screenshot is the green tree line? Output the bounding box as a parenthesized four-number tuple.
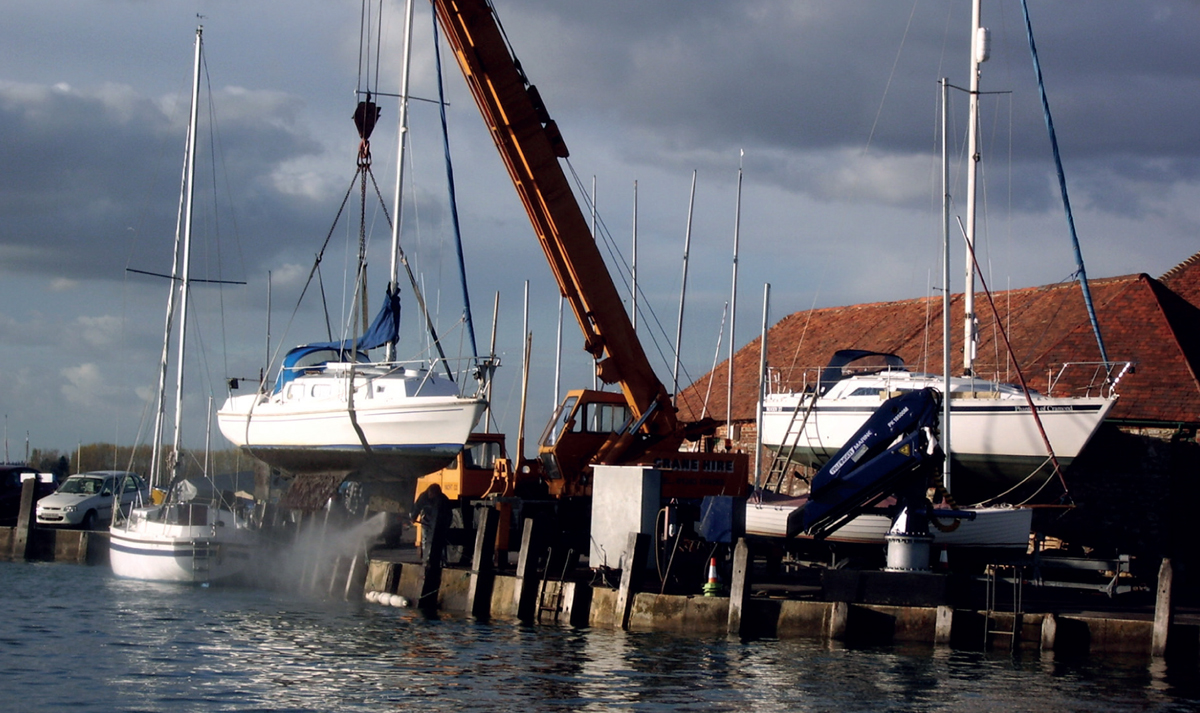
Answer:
(27, 444, 257, 484)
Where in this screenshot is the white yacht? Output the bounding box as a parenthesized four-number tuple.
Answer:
(111, 479, 259, 584)
(110, 27, 261, 584)
(217, 352, 486, 480)
(760, 350, 1119, 504)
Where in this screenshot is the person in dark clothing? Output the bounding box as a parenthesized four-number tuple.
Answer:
(412, 483, 451, 566)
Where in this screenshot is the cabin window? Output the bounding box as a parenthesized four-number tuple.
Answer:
(541, 395, 577, 447)
(849, 387, 883, 397)
(574, 402, 630, 433)
(311, 384, 332, 399)
(463, 441, 502, 470)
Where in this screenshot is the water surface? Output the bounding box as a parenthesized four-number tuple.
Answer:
(1, 561, 1195, 712)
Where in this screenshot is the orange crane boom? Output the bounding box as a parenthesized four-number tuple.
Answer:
(433, 0, 745, 497)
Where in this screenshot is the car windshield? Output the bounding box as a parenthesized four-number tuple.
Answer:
(59, 477, 104, 495)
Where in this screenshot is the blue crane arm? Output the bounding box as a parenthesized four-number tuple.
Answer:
(786, 388, 944, 539)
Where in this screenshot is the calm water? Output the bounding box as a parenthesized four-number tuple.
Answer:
(1, 560, 1197, 712)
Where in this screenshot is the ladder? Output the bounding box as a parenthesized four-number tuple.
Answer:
(536, 547, 573, 623)
(984, 563, 1024, 651)
(762, 391, 818, 493)
(192, 540, 211, 581)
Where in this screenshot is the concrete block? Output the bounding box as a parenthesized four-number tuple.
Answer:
(589, 587, 620, 629)
(590, 466, 660, 570)
(627, 592, 729, 635)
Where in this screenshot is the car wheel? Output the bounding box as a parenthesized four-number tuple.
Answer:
(81, 510, 97, 530)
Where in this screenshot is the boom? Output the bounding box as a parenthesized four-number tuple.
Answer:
(432, 0, 676, 442)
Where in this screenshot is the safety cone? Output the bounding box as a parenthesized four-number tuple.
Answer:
(702, 557, 724, 596)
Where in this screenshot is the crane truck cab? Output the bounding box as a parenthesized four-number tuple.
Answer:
(540, 389, 748, 500)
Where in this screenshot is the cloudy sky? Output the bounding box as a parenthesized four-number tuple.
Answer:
(2, 0, 1197, 461)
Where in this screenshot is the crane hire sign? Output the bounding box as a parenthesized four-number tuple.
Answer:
(650, 453, 749, 498)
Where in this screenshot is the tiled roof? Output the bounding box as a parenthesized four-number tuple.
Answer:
(677, 254, 1200, 427)
(1161, 251, 1200, 306)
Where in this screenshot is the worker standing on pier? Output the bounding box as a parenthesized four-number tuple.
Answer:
(413, 484, 451, 567)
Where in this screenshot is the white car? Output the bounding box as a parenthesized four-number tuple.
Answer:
(35, 471, 150, 530)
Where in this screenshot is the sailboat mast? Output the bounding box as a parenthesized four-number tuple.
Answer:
(726, 158, 743, 434)
(941, 77, 953, 495)
(169, 25, 203, 484)
(963, 0, 987, 376)
(386, 0, 416, 363)
(631, 180, 638, 333)
(673, 170, 696, 403)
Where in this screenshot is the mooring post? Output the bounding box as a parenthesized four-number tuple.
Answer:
(935, 605, 954, 646)
(514, 517, 542, 622)
(295, 511, 313, 591)
(311, 506, 335, 595)
(1152, 557, 1174, 658)
(829, 601, 850, 640)
(616, 531, 650, 631)
(468, 505, 500, 619)
(1041, 612, 1058, 652)
(727, 538, 751, 638)
(13, 478, 38, 560)
(342, 511, 373, 601)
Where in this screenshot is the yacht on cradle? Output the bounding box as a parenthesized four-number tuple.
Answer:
(759, 349, 1120, 506)
(759, 0, 1127, 509)
(110, 26, 260, 584)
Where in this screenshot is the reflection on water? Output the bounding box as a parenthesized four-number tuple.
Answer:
(1, 561, 1197, 712)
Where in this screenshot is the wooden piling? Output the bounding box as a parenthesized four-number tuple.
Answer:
(616, 532, 649, 631)
(513, 518, 542, 622)
(727, 538, 750, 638)
(12, 478, 37, 560)
(935, 605, 954, 646)
(829, 601, 850, 640)
(468, 506, 500, 619)
(1152, 558, 1173, 658)
(1041, 612, 1058, 652)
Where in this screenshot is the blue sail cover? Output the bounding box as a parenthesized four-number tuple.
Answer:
(274, 288, 401, 393)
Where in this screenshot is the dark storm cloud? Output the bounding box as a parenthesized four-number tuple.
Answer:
(490, 0, 1200, 216)
(0, 79, 325, 280)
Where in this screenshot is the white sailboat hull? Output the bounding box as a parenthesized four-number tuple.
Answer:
(761, 371, 1114, 502)
(110, 504, 259, 584)
(217, 367, 486, 480)
(744, 499, 1032, 548)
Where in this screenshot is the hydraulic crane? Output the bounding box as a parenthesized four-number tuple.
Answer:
(430, 0, 747, 500)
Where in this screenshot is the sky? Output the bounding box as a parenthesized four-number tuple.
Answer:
(1, 0, 1197, 462)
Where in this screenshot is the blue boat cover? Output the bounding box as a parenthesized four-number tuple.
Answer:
(274, 288, 401, 393)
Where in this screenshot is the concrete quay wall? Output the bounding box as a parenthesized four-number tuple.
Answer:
(363, 558, 1198, 659)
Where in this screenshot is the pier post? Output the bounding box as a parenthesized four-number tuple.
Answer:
(514, 517, 542, 622)
(727, 538, 751, 638)
(935, 605, 954, 646)
(1152, 558, 1174, 658)
(468, 506, 500, 620)
(12, 478, 37, 560)
(1041, 612, 1058, 652)
(342, 532, 371, 601)
(829, 601, 849, 641)
(616, 531, 650, 631)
